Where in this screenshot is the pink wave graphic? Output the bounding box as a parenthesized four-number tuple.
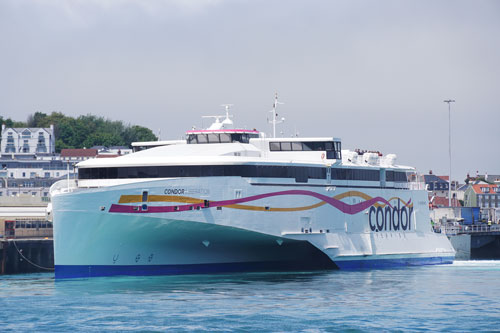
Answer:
(109, 190, 395, 215)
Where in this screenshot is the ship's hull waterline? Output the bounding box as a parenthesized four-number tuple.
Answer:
(52, 177, 455, 278)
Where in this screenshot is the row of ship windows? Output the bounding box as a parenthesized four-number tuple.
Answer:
(269, 141, 340, 152)
(78, 165, 409, 183)
(269, 141, 342, 160)
(186, 133, 259, 144)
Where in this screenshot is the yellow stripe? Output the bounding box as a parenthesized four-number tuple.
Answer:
(118, 195, 204, 204)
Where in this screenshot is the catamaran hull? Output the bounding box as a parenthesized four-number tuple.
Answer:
(52, 177, 455, 278)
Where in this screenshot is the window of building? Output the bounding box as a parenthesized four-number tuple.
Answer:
(5, 133, 16, 153)
(22, 129, 31, 138)
(481, 187, 489, 193)
(36, 132, 47, 153)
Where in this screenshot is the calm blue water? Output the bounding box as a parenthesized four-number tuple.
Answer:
(1, 261, 500, 332)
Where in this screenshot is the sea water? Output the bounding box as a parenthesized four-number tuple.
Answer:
(1, 261, 500, 332)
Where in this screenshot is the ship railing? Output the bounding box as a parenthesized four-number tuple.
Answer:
(443, 224, 500, 235)
(407, 171, 426, 190)
(408, 181, 425, 190)
(49, 179, 78, 196)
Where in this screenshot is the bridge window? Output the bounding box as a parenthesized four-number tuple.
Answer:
(220, 133, 231, 143)
(186, 133, 258, 144)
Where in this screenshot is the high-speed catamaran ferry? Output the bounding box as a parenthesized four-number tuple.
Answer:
(51, 97, 455, 278)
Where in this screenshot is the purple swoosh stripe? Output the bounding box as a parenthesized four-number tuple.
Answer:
(109, 190, 395, 215)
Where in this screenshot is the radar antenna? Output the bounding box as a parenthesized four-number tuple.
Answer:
(202, 104, 234, 130)
(267, 92, 285, 138)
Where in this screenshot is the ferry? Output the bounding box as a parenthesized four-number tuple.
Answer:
(51, 95, 455, 278)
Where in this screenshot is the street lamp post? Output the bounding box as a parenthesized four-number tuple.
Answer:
(444, 99, 455, 207)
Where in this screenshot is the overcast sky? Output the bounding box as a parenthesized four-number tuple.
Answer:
(1, 0, 499, 180)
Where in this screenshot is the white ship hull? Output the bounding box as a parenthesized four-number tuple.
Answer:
(53, 177, 455, 278)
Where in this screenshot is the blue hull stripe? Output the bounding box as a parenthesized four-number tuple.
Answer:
(334, 256, 454, 269)
(55, 261, 315, 279)
(55, 256, 454, 279)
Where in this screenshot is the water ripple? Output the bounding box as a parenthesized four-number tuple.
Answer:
(1, 264, 500, 332)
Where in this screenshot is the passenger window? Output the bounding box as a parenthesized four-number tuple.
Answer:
(291, 142, 303, 151)
(280, 142, 292, 151)
(269, 142, 280, 151)
(302, 143, 312, 151)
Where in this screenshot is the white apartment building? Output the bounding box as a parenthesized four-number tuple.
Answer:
(1, 124, 55, 156)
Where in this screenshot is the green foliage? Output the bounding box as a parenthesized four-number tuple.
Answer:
(1, 112, 157, 152)
(0, 116, 25, 128)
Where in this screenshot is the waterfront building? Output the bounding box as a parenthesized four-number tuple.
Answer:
(424, 173, 460, 208)
(1, 124, 55, 156)
(424, 173, 450, 196)
(60, 148, 98, 162)
(91, 146, 133, 158)
(464, 183, 500, 209)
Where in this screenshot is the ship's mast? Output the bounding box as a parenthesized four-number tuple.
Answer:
(268, 92, 285, 138)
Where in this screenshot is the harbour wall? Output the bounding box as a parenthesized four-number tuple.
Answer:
(449, 234, 471, 260)
(0, 200, 54, 274)
(0, 239, 54, 274)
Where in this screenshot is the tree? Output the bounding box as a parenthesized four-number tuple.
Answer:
(123, 125, 157, 143)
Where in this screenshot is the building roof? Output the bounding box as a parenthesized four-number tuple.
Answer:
(429, 195, 461, 208)
(471, 184, 499, 194)
(2, 127, 52, 134)
(60, 149, 98, 157)
(424, 174, 449, 184)
(478, 174, 500, 183)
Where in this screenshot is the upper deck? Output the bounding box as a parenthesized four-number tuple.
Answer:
(74, 99, 421, 189)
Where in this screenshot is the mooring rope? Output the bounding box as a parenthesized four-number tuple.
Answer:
(12, 240, 55, 271)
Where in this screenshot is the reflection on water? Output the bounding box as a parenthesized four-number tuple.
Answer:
(1, 262, 500, 332)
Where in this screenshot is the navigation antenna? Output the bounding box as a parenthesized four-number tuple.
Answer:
(202, 104, 234, 130)
(268, 92, 285, 138)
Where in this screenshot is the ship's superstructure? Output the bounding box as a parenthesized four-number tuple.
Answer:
(51, 99, 455, 278)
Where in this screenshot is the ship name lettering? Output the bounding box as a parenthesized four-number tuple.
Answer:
(164, 188, 185, 195)
(368, 199, 413, 232)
